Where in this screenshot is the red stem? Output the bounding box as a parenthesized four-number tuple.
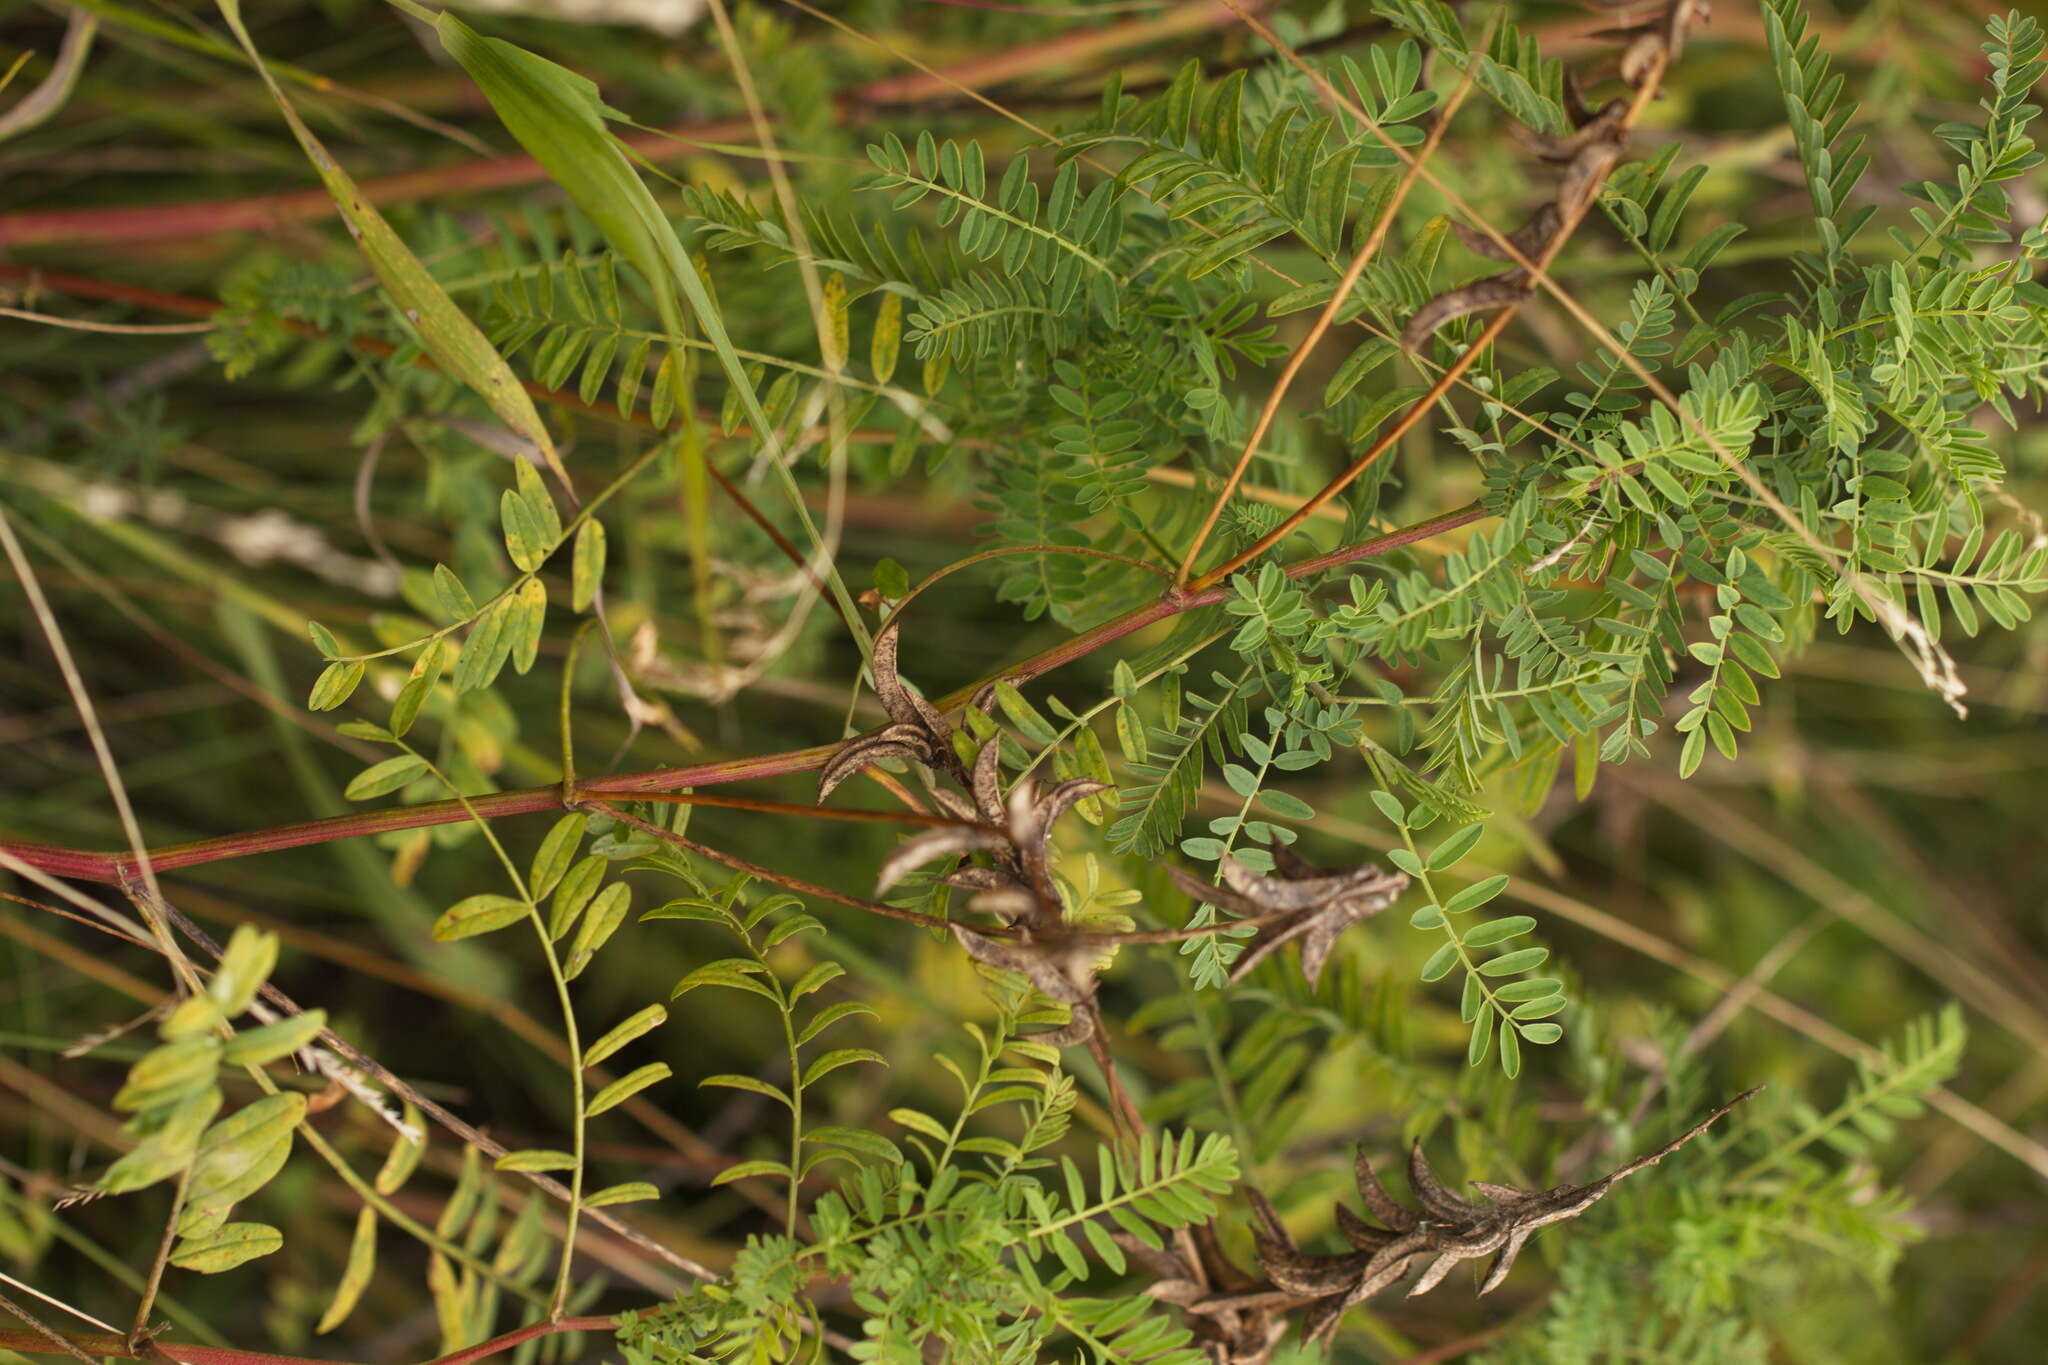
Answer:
(0, 1318, 615, 1365)
(0, 505, 1483, 885)
(0, 1, 1256, 249)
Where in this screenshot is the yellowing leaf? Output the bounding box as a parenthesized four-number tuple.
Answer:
(316, 1208, 377, 1334)
(492, 1149, 578, 1172)
(375, 1102, 425, 1195)
(572, 519, 607, 613)
(433, 894, 528, 942)
(213, 1, 562, 487)
(221, 1009, 326, 1068)
(209, 925, 279, 1016)
(180, 1094, 305, 1238)
(871, 290, 903, 384)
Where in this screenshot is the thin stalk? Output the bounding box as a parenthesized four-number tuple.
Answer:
(128, 1165, 191, 1346)
(1173, 18, 1491, 585)
(401, 744, 588, 1318)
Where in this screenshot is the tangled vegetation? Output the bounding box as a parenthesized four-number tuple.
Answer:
(1, 0, 2045, 1361)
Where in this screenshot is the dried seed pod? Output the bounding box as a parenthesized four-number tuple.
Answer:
(1451, 202, 1562, 264)
(952, 924, 1103, 1047)
(1250, 1088, 1761, 1345)
(818, 618, 964, 800)
(1129, 1219, 1290, 1364)
(1167, 842, 1408, 988)
(1400, 273, 1533, 353)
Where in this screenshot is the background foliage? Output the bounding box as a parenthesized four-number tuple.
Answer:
(2, 1, 2046, 1362)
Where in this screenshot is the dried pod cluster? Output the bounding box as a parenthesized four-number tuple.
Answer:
(1402, 0, 1713, 351)
(1243, 1087, 1759, 1349)
(1168, 842, 1408, 989)
(822, 627, 1407, 1047)
(1123, 1224, 1289, 1365)
(883, 773, 1115, 1047)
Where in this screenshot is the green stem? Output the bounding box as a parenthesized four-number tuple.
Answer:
(400, 745, 585, 1318)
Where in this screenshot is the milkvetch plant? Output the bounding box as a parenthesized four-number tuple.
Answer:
(0, 0, 2042, 1361)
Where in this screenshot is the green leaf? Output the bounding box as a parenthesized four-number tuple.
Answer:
(584, 1004, 666, 1069)
(700, 1073, 792, 1107)
(564, 881, 632, 979)
(221, 1010, 327, 1067)
(586, 1062, 671, 1116)
(1442, 874, 1509, 914)
(529, 813, 587, 899)
(804, 1125, 901, 1166)
(549, 855, 606, 939)
(1462, 916, 1535, 947)
(344, 754, 427, 801)
(796, 1001, 877, 1047)
(672, 958, 779, 1003)
(433, 565, 477, 622)
(493, 1149, 578, 1172)
(890, 1107, 952, 1143)
(801, 1048, 885, 1088)
(711, 1160, 791, 1187)
(435, 11, 814, 646)
(994, 680, 1059, 745)
(432, 893, 528, 942)
(585, 1181, 660, 1208)
(1480, 946, 1551, 976)
(1426, 823, 1485, 870)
